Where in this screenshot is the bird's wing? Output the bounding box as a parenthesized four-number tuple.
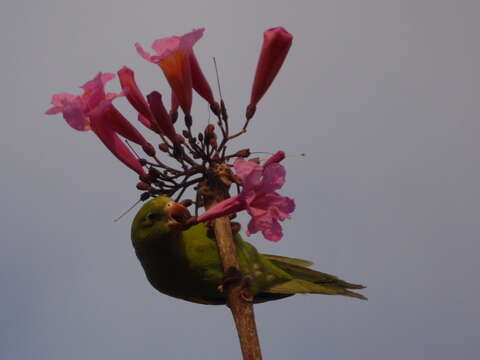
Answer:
(263, 254, 314, 267)
(266, 279, 367, 300)
(263, 257, 367, 300)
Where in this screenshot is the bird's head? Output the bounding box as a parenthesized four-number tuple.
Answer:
(131, 196, 194, 249)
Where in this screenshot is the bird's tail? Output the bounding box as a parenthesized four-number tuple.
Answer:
(263, 254, 367, 300)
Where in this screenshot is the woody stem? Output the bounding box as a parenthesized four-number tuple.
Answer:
(204, 184, 263, 360)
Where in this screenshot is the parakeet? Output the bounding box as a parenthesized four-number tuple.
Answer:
(131, 196, 366, 304)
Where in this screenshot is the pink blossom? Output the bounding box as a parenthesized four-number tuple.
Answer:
(135, 29, 203, 115)
(46, 73, 117, 131)
(198, 151, 295, 241)
(136, 28, 217, 116)
(246, 27, 293, 120)
(46, 73, 149, 175)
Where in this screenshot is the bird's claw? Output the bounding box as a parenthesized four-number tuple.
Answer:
(218, 267, 254, 303)
(230, 222, 241, 236)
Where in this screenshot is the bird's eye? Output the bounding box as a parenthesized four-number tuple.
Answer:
(146, 213, 160, 221)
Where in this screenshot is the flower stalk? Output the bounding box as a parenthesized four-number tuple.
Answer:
(202, 179, 263, 360)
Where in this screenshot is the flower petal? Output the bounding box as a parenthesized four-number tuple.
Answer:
(156, 50, 193, 115)
(151, 28, 204, 61)
(137, 29, 205, 116)
(135, 43, 154, 62)
(62, 97, 91, 131)
(81, 72, 115, 91)
(260, 163, 286, 192)
(233, 158, 263, 189)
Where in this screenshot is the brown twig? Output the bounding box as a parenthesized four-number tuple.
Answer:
(204, 183, 263, 360)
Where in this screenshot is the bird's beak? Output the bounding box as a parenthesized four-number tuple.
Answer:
(165, 201, 196, 231)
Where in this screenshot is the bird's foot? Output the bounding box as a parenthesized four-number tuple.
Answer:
(218, 267, 254, 303)
(239, 276, 253, 302)
(230, 222, 241, 236)
(218, 267, 243, 292)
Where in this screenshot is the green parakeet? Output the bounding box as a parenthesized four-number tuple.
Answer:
(131, 196, 366, 304)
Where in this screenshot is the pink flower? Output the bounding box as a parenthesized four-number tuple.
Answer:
(246, 27, 293, 120)
(46, 73, 149, 175)
(198, 151, 295, 241)
(136, 28, 217, 115)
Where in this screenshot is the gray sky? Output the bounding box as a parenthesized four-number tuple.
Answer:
(1, 0, 479, 359)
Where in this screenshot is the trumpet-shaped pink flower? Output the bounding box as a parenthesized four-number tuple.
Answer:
(198, 151, 295, 241)
(136, 28, 217, 115)
(46, 73, 148, 175)
(246, 27, 293, 120)
(46, 73, 117, 130)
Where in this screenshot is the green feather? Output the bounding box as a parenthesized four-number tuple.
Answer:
(263, 254, 314, 268)
(131, 196, 366, 305)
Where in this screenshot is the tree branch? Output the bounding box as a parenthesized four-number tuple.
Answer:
(205, 184, 263, 360)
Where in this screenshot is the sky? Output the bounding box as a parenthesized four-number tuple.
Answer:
(1, 0, 479, 359)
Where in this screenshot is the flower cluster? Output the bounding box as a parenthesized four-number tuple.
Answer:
(46, 27, 295, 241)
(198, 151, 295, 242)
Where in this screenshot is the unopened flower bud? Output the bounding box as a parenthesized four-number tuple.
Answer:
(180, 199, 194, 207)
(210, 102, 221, 116)
(182, 130, 189, 138)
(246, 104, 256, 120)
(234, 149, 251, 158)
(247, 27, 293, 120)
(204, 124, 217, 148)
(263, 150, 285, 167)
(175, 134, 185, 144)
(139, 173, 155, 184)
(169, 109, 178, 123)
(140, 192, 150, 201)
(184, 114, 192, 128)
(158, 143, 169, 152)
(148, 167, 161, 178)
(136, 182, 151, 191)
(204, 124, 215, 135)
(209, 137, 218, 149)
(220, 100, 228, 120)
(142, 143, 156, 157)
(198, 133, 204, 142)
